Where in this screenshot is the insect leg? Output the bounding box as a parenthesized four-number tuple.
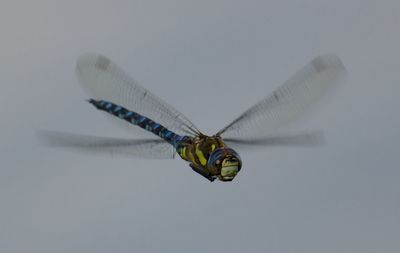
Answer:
(189, 164, 215, 182)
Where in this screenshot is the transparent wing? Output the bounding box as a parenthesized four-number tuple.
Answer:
(217, 55, 347, 139)
(224, 131, 325, 152)
(37, 130, 175, 159)
(76, 53, 201, 137)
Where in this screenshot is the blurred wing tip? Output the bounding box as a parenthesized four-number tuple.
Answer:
(304, 130, 326, 146)
(76, 53, 112, 72)
(35, 129, 62, 147)
(311, 54, 347, 74)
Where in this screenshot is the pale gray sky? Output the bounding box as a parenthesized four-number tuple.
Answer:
(1, 0, 399, 252)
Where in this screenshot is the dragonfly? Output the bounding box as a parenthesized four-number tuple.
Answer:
(39, 53, 346, 182)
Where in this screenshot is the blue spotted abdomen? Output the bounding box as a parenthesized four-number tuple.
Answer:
(89, 99, 186, 147)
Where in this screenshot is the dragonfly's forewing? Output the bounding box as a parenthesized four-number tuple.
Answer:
(217, 55, 347, 140)
(38, 130, 175, 159)
(224, 131, 325, 152)
(76, 53, 201, 137)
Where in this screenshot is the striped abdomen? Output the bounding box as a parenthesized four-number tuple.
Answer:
(88, 99, 187, 148)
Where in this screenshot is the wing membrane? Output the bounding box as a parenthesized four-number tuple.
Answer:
(76, 53, 200, 136)
(217, 55, 347, 138)
(37, 130, 175, 159)
(224, 131, 325, 151)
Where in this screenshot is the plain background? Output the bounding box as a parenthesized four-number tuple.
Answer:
(1, 0, 399, 252)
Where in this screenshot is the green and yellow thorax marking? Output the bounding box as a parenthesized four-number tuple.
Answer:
(177, 136, 226, 167)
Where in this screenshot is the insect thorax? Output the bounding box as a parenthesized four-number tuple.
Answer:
(176, 136, 226, 169)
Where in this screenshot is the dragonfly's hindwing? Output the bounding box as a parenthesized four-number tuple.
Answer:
(37, 129, 175, 159)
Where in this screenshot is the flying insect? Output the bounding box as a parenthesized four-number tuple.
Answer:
(40, 53, 346, 182)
